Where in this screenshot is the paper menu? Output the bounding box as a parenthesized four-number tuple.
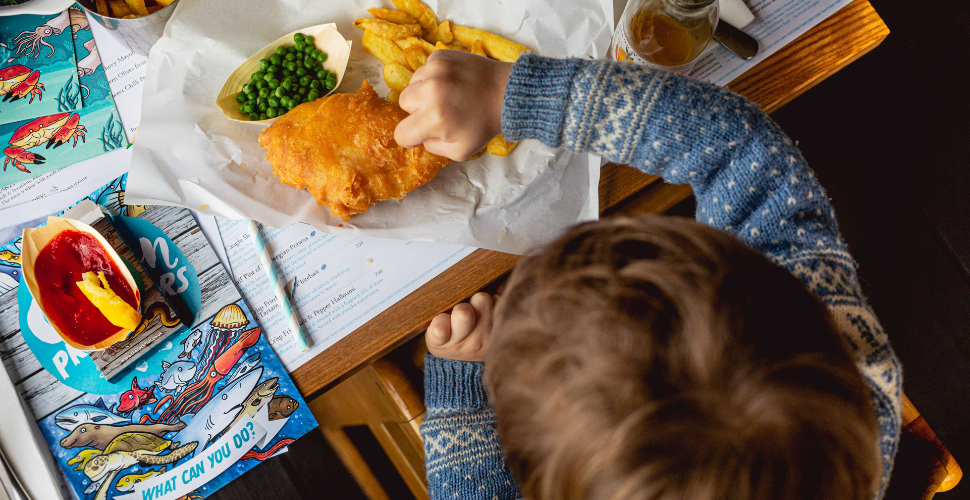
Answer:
(690, 0, 855, 86)
(217, 219, 474, 371)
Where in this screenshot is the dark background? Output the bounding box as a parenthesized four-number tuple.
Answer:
(211, 0, 970, 497)
(771, 0, 970, 498)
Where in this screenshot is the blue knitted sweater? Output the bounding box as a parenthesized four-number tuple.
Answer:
(422, 54, 902, 500)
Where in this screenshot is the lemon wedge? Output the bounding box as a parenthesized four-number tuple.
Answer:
(76, 271, 142, 331)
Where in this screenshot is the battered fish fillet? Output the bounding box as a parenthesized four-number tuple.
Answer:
(258, 80, 452, 220)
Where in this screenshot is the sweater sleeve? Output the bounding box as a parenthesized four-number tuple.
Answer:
(501, 54, 902, 497)
(422, 354, 520, 500)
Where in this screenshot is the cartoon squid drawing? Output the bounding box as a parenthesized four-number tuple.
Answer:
(75, 39, 100, 99)
(3, 112, 86, 173)
(5, 11, 70, 61)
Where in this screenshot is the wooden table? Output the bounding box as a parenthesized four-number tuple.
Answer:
(292, 0, 890, 401)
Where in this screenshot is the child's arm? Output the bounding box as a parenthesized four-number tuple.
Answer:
(421, 294, 520, 500)
(397, 52, 900, 495)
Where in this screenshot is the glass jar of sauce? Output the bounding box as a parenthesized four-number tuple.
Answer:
(610, 0, 719, 74)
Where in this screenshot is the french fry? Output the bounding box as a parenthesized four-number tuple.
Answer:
(146, 5, 163, 13)
(451, 25, 529, 62)
(486, 134, 517, 157)
(123, 0, 148, 16)
(156, 0, 174, 5)
(470, 40, 487, 57)
(396, 36, 435, 55)
(403, 46, 427, 71)
(354, 19, 422, 40)
(367, 7, 418, 25)
(108, 0, 132, 18)
(362, 32, 409, 68)
(446, 42, 469, 51)
(386, 89, 401, 103)
(383, 63, 413, 92)
(467, 146, 487, 161)
(391, 0, 437, 35)
(425, 20, 454, 45)
(95, 0, 108, 15)
(434, 41, 449, 51)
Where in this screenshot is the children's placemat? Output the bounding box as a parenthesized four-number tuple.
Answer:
(0, 175, 318, 500)
(0, 8, 82, 125)
(0, 5, 127, 189)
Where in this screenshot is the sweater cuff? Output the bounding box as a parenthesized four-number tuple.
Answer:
(424, 354, 491, 409)
(501, 53, 583, 147)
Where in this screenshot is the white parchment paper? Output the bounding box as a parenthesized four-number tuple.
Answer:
(126, 0, 613, 254)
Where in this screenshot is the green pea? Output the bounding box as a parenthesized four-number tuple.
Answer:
(258, 102, 267, 112)
(265, 96, 277, 107)
(284, 62, 294, 72)
(307, 91, 319, 101)
(286, 45, 296, 53)
(255, 88, 267, 99)
(297, 76, 309, 86)
(281, 69, 291, 77)
(316, 70, 327, 79)
(245, 83, 256, 95)
(235, 92, 246, 103)
(274, 87, 286, 98)
(267, 64, 279, 74)
(296, 68, 307, 77)
(305, 35, 315, 45)
(259, 112, 267, 120)
(276, 46, 286, 56)
(268, 80, 279, 90)
(301, 58, 313, 68)
(256, 80, 268, 90)
(298, 87, 308, 95)
(256, 96, 266, 106)
(287, 100, 298, 110)
(254, 70, 265, 80)
(325, 76, 336, 90)
(250, 73, 260, 82)
(285, 53, 295, 62)
(270, 54, 281, 66)
(267, 107, 278, 118)
(316, 52, 328, 63)
(247, 112, 258, 121)
(309, 80, 321, 90)
(263, 73, 275, 82)
(294, 33, 305, 43)
(258, 59, 269, 71)
(295, 41, 306, 51)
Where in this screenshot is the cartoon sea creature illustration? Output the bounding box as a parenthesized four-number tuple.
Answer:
(268, 395, 300, 421)
(155, 360, 197, 393)
(118, 377, 158, 413)
(68, 6, 90, 40)
(240, 438, 294, 461)
(0, 269, 19, 294)
(178, 328, 203, 359)
(84, 435, 196, 500)
(76, 39, 99, 98)
(0, 249, 21, 265)
(60, 421, 185, 450)
(67, 448, 101, 471)
(172, 367, 264, 456)
(116, 466, 166, 492)
(0, 65, 44, 103)
(152, 326, 260, 423)
(8, 11, 70, 61)
(226, 377, 278, 432)
(55, 398, 129, 431)
(132, 302, 181, 338)
(227, 352, 261, 383)
(198, 304, 249, 369)
(3, 112, 87, 173)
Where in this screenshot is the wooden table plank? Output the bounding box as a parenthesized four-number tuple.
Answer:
(292, 0, 889, 399)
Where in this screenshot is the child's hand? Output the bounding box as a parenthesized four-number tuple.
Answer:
(426, 292, 494, 362)
(394, 50, 513, 161)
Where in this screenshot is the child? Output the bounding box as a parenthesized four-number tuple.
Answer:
(396, 50, 901, 500)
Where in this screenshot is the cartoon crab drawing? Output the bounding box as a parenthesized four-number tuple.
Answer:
(3, 112, 85, 173)
(0, 65, 44, 104)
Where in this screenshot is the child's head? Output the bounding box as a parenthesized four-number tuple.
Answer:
(486, 215, 879, 500)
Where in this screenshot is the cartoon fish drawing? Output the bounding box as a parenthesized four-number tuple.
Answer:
(268, 395, 300, 421)
(179, 328, 203, 359)
(226, 377, 278, 431)
(117, 377, 158, 413)
(115, 466, 166, 492)
(155, 360, 197, 393)
(227, 352, 261, 383)
(60, 421, 185, 450)
(172, 368, 263, 456)
(54, 398, 129, 431)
